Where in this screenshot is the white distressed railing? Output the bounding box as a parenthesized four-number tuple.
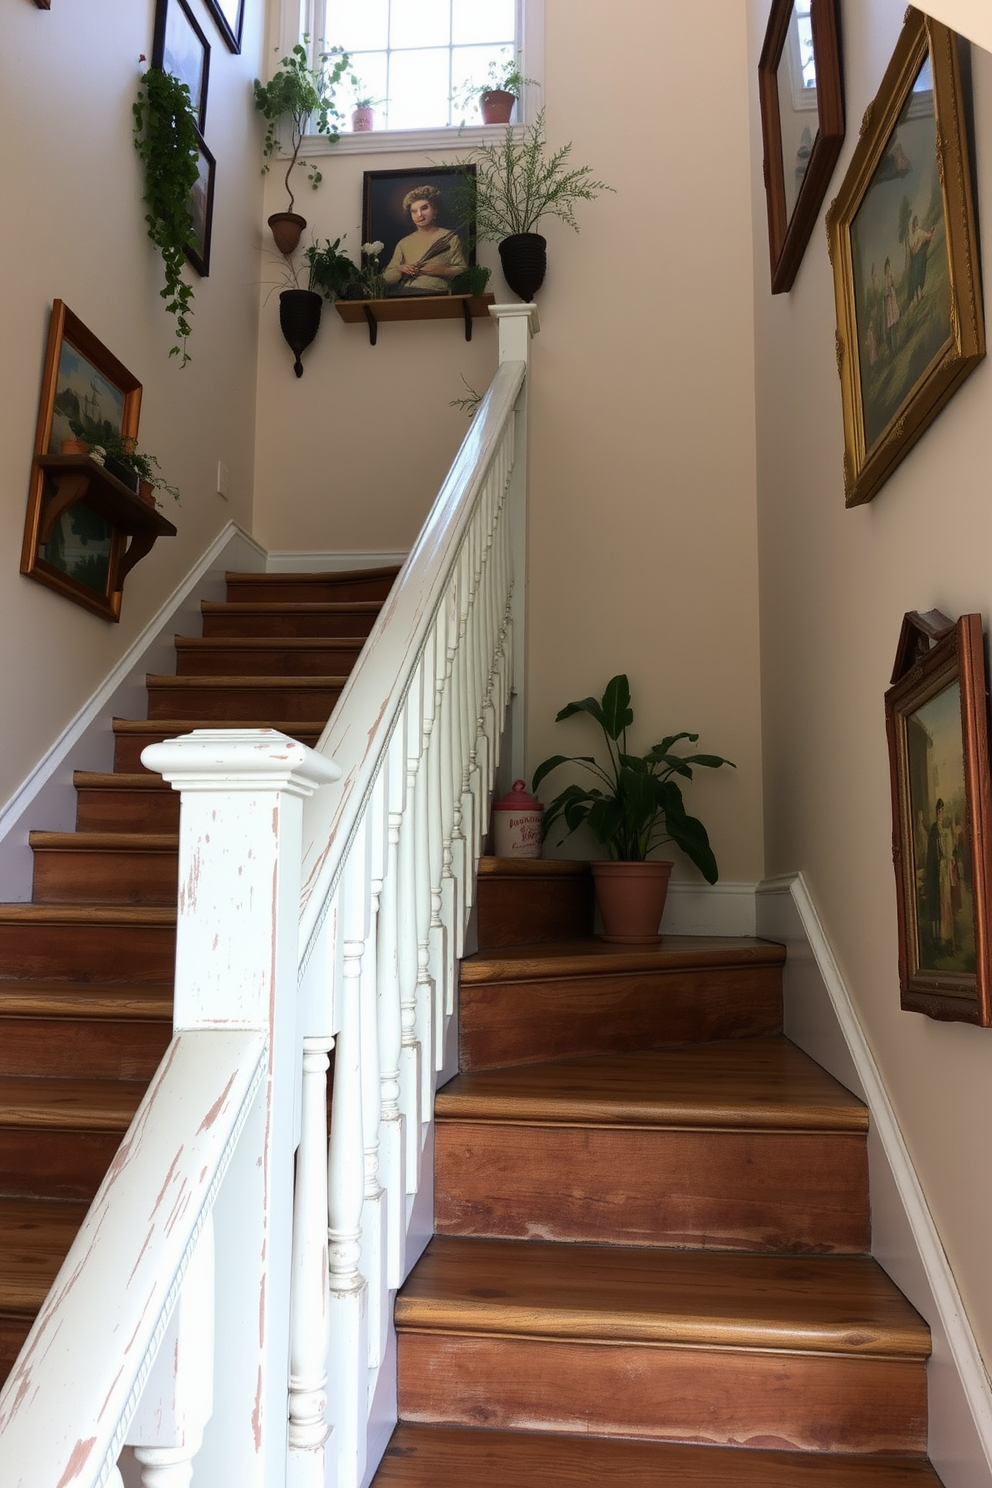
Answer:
(0, 302, 538, 1488)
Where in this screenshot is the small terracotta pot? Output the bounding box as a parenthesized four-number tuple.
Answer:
(480, 89, 515, 124)
(591, 860, 673, 945)
(60, 438, 90, 456)
(268, 212, 307, 255)
(352, 106, 374, 131)
(138, 479, 156, 507)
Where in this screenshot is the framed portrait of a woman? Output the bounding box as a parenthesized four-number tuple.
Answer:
(362, 167, 477, 299)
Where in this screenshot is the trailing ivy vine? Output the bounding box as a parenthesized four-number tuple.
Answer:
(133, 68, 200, 366)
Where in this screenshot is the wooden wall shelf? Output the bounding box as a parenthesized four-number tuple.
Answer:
(334, 292, 495, 346)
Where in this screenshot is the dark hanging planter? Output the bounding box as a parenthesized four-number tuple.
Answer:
(279, 289, 322, 377)
(498, 232, 547, 301)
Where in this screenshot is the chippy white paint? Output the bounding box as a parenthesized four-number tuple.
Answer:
(0, 307, 534, 1488)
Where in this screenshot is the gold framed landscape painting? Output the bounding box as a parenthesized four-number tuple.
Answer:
(825, 9, 984, 507)
(885, 613, 992, 1026)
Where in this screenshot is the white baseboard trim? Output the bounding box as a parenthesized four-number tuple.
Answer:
(757, 872, 992, 1488)
(265, 549, 408, 573)
(661, 881, 757, 937)
(0, 523, 266, 901)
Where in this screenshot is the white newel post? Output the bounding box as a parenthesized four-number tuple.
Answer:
(141, 729, 341, 1488)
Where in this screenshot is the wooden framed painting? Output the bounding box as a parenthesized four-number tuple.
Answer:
(152, 0, 211, 131)
(758, 0, 844, 293)
(20, 303, 174, 622)
(203, 0, 243, 54)
(362, 167, 476, 298)
(825, 8, 985, 507)
(185, 130, 216, 276)
(884, 611, 992, 1025)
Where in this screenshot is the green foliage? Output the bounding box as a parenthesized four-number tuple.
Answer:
(449, 264, 491, 295)
(452, 49, 537, 115)
(253, 40, 352, 212)
(448, 375, 483, 417)
(532, 674, 734, 880)
(303, 236, 357, 299)
(133, 67, 200, 366)
(69, 420, 180, 504)
(457, 109, 613, 239)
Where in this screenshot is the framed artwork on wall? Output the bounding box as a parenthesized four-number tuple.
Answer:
(825, 8, 985, 507)
(203, 0, 244, 55)
(884, 610, 992, 1026)
(152, 0, 211, 131)
(185, 131, 216, 276)
(362, 167, 476, 298)
(757, 0, 844, 293)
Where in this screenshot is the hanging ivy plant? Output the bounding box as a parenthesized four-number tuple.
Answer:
(133, 68, 200, 366)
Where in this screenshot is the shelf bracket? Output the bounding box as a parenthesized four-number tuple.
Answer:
(362, 305, 378, 347)
(461, 299, 473, 341)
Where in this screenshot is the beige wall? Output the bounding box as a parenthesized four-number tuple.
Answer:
(0, 0, 264, 808)
(749, 0, 992, 1361)
(252, 0, 766, 883)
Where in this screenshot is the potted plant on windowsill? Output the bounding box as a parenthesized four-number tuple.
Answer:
(253, 39, 353, 254)
(351, 94, 381, 131)
(454, 52, 537, 125)
(457, 109, 613, 300)
(532, 674, 734, 944)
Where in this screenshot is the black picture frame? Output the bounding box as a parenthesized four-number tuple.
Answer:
(152, 0, 211, 131)
(203, 0, 243, 55)
(362, 167, 476, 299)
(758, 0, 844, 293)
(185, 130, 216, 277)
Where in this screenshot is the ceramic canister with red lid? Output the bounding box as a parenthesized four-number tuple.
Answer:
(492, 780, 544, 858)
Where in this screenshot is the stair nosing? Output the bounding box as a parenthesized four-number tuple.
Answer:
(461, 937, 787, 984)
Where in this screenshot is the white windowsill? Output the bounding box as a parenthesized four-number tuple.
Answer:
(297, 122, 525, 157)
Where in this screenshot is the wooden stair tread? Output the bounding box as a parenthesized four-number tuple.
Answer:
(145, 674, 349, 688)
(0, 1075, 145, 1130)
(225, 565, 400, 582)
(396, 1238, 930, 1357)
(477, 858, 591, 879)
(0, 981, 172, 1019)
(200, 600, 385, 615)
(0, 1198, 89, 1311)
(0, 905, 174, 926)
(374, 1424, 943, 1485)
(113, 718, 323, 735)
(436, 1037, 866, 1131)
(73, 771, 171, 791)
(174, 636, 364, 652)
(29, 832, 178, 852)
(461, 936, 787, 984)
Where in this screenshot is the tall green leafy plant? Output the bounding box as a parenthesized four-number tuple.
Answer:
(533, 674, 734, 880)
(133, 67, 200, 366)
(459, 108, 613, 239)
(253, 42, 353, 213)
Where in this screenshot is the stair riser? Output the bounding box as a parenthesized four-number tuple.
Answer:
(476, 876, 594, 949)
(0, 925, 174, 982)
(201, 611, 380, 639)
(226, 576, 395, 603)
(175, 645, 365, 677)
(0, 1130, 125, 1202)
(459, 966, 782, 1069)
(0, 1018, 170, 1080)
(145, 685, 343, 723)
(434, 1125, 869, 1254)
(397, 1335, 928, 1455)
(75, 789, 179, 832)
(113, 729, 321, 771)
(32, 850, 178, 905)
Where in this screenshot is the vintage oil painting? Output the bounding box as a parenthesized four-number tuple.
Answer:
(850, 56, 951, 453)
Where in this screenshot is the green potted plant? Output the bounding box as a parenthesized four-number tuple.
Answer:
(454, 51, 537, 125)
(68, 421, 181, 507)
(351, 93, 382, 132)
(276, 236, 358, 377)
(253, 40, 353, 254)
(458, 109, 613, 299)
(133, 67, 201, 365)
(533, 674, 734, 943)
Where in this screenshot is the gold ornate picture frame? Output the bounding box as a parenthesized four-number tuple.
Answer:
(825, 8, 984, 507)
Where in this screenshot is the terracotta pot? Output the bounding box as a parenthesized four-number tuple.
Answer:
(352, 106, 374, 131)
(268, 212, 307, 255)
(60, 438, 90, 456)
(279, 289, 322, 378)
(480, 89, 515, 124)
(590, 860, 673, 945)
(138, 479, 156, 507)
(498, 232, 547, 301)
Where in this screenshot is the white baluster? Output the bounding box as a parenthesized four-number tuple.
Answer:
(288, 1033, 332, 1481)
(437, 591, 460, 1009)
(447, 573, 470, 953)
(361, 772, 387, 1370)
(377, 725, 407, 1288)
(415, 631, 437, 1119)
(428, 610, 451, 1061)
(327, 833, 370, 1488)
(399, 679, 424, 1194)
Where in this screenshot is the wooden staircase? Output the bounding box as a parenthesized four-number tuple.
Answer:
(373, 858, 945, 1485)
(0, 565, 397, 1390)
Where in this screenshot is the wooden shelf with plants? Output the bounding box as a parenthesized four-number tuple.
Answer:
(334, 292, 495, 346)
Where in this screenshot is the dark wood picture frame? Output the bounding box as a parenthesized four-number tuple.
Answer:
(203, 0, 243, 54)
(362, 166, 477, 298)
(185, 130, 216, 277)
(758, 0, 844, 293)
(21, 302, 175, 622)
(885, 611, 992, 1025)
(825, 9, 985, 507)
(152, 0, 211, 131)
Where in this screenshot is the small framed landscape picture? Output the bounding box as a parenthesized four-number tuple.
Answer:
(185, 131, 216, 276)
(362, 167, 476, 298)
(152, 0, 210, 130)
(826, 9, 985, 506)
(884, 612, 992, 1025)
